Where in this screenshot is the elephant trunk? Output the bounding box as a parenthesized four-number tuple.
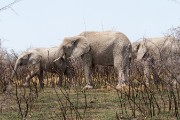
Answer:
(11, 59, 20, 78)
(54, 47, 64, 62)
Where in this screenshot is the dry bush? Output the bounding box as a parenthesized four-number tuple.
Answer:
(1, 27, 180, 119)
(0, 40, 15, 93)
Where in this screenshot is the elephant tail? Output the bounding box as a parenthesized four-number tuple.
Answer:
(128, 43, 132, 61)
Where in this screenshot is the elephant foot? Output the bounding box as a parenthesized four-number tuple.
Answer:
(71, 83, 78, 88)
(4, 84, 13, 94)
(116, 84, 128, 91)
(83, 84, 93, 90)
(40, 83, 44, 89)
(23, 82, 29, 87)
(143, 82, 149, 87)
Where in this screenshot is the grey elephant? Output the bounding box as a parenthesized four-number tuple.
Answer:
(132, 36, 180, 84)
(55, 31, 132, 89)
(12, 47, 74, 88)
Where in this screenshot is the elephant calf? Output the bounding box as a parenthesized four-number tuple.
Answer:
(55, 31, 132, 89)
(11, 47, 74, 88)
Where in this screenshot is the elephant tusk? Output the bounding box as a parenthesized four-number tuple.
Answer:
(54, 57, 61, 62)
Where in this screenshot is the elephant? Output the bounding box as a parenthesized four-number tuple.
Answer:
(11, 47, 74, 88)
(55, 31, 132, 89)
(132, 36, 180, 84)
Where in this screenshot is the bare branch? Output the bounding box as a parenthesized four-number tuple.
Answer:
(0, 0, 21, 12)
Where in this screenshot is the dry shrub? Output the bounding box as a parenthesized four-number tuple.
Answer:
(2, 27, 180, 119)
(0, 40, 13, 93)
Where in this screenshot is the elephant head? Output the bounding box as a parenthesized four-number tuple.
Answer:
(56, 36, 90, 61)
(12, 51, 42, 78)
(132, 40, 148, 61)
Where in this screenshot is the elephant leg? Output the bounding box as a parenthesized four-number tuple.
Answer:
(143, 60, 151, 84)
(114, 55, 128, 89)
(37, 69, 44, 89)
(143, 58, 160, 85)
(82, 53, 93, 89)
(57, 75, 63, 87)
(24, 71, 38, 86)
(151, 66, 160, 84)
(65, 67, 76, 87)
(125, 56, 131, 84)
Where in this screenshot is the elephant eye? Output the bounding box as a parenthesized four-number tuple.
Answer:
(66, 44, 72, 49)
(60, 57, 64, 61)
(19, 61, 23, 66)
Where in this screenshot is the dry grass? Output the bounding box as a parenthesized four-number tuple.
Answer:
(0, 84, 179, 120)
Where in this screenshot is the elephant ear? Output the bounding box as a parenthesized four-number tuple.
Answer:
(57, 46, 64, 60)
(71, 36, 90, 59)
(22, 52, 42, 65)
(136, 42, 147, 60)
(29, 53, 42, 65)
(18, 52, 31, 66)
(132, 42, 140, 53)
